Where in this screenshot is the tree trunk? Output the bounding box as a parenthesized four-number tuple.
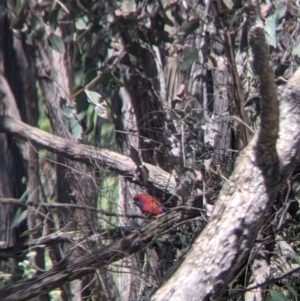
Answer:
(151, 4, 297, 300)
(0, 10, 29, 287)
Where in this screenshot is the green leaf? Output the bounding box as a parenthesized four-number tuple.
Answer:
(69, 118, 83, 139)
(127, 42, 143, 56)
(12, 1, 27, 29)
(179, 236, 186, 246)
(84, 107, 95, 135)
(30, 15, 41, 31)
(99, 73, 114, 87)
(154, 239, 163, 248)
(12, 209, 28, 228)
(84, 89, 101, 105)
(181, 48, 198, 71)
(222, 0, 234, 10)
(75, 16, 89, 30)
(61, 99, 75, 118)
(179, 19, 200, 36)
(276, 5, 286, 20)
(94, 105, 109, 119)
(76, 111, 86, 121)
(60, 98, 83, 139)
(292, 45, 300, 57)
(269, 290, 289, 301)
(48, 33, 65, 54)
(84, 90, 109, 119)
(291, 254, 300, 263)
(120, 0, 135, 15)
(264, 12, 277, 48)
(15, 0, 23, 13)
(287, 286, 298, 297)
(73, 86, 89, 113)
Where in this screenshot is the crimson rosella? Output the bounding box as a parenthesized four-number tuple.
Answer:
(133, 193, 166, 216)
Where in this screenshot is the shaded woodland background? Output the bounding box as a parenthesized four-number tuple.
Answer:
(1, 0, 300, 300)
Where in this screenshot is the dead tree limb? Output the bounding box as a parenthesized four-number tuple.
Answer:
(0, 117, 177, 195)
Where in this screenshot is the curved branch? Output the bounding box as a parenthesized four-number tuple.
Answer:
(246, 0, 279, 144)
(0, 116, 177, 194)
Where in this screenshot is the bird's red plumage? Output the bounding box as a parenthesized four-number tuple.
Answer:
(133, 193, 166, 216)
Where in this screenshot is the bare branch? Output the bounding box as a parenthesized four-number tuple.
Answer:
(0, 198, 144, 219)
(0, 116, 177, 194)
(0, 227, 136, 260)
(0, 206, 201, 300)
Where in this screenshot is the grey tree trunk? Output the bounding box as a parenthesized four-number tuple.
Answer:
(151, 3, 298, 300)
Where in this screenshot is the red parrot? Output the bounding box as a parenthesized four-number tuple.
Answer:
(133, 193, 166, 216)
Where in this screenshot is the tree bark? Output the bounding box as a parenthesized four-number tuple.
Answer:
(0, 11, 28, 287)
(151, 3, 299, 300)
(0, 117, 177, 195)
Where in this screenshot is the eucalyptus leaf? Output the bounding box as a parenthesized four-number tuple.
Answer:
(287, 286, 298, 297)
(60, 98, 83, 139)
(269, 290, 289, 301)
(94, 106, 108, 119)
(85, 89, 101, 105)
(12, 209, 28, 228)
(264, 12, 277, 48)
(73, 86, 89, 113)
(69, 118, 83, 139)
(48, 33, 65, 54)
(85, 107, 95, 135)
(75, 16, 89, 30)
(76, 111, 86, 121)
(276, 4, 286, 20)
(222, 0, 234, 10)
(99, 73, 114, 87)
(30, 15, 41, 31)
(154, 239, 163, 248)
(61, 99, 75, 118)
(291, 254, 300, 263)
